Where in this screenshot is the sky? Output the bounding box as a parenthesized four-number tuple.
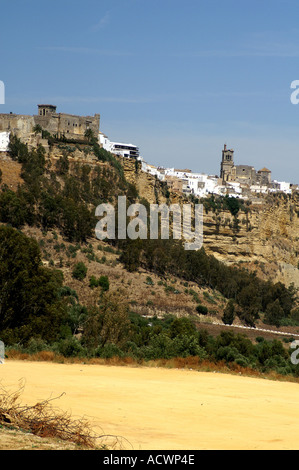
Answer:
(1, 0, 299, 182)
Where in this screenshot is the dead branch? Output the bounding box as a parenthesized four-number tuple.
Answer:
(0, 379, 129, 449)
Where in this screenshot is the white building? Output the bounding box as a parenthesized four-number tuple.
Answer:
(276, 181, 292, 194)
(162, 168, 221, 198)
(141, 162, 165, 181)
(0, 131, 10, 152)
(99, 132, 140, 160)
(250, 184, 269, 194)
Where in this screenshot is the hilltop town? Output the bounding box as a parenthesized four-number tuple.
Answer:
(0, 104, 298, 201)
(142, 144, 298, 201)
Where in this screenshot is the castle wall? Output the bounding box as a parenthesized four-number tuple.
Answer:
(34, 112, 100, 140)
(0, 107, 101, 148)
(0, 114, 35, 139)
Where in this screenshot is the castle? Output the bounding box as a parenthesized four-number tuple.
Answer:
(0, 104, 100, 150)
(0, 105, 141, 160)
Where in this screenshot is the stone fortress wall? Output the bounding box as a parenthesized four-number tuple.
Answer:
(0, 104, 100, 148)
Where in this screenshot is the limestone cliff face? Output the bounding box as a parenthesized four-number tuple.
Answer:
(202, 197, 299, 287)
(121, 158, 168, 205)
(203, 198, 299, 284)
(203, 199, 299, 262)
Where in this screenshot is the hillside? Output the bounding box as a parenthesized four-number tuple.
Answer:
(1, 139, 299, 291)
(1, 134, 299, 380)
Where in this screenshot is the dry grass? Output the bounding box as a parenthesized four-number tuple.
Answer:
(6, 350, 299, 385)
(0, 157, 23, 190)
(0, 378, 129, 450)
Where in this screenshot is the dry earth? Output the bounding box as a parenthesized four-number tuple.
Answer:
(0, 426, 81, 450)
(1, 360, 299, 450)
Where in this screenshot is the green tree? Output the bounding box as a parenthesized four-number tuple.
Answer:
(72, 262, 87, 281)
(264, 299, 285, 327)
(0, 226, 66, 344)
(169, 317, 197, 339)
(82, 290, 131, 349)
(222, 299, 235, 325)
(0, 189, 26, 228)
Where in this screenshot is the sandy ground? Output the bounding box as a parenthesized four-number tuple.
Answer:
(1, 360, 299, 450)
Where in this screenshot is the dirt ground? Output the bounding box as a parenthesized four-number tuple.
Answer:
(1, 360, 299, 450)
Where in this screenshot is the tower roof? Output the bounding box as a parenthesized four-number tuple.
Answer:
(38, 104, 56, 108)
(258, 167, 271, 172)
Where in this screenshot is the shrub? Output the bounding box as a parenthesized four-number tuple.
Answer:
(196, 304, 208, 315)
(89, 275, 109, 291)
(98, 275, 109, 292)
(54, 337, 85, 357)
(145, 276, 154, 285)
(89, 275, 98, 289)
(95, 343, 124, 359)
(72, 262, 87, 281)
(26, 337, 50, 354)
(169, 317, 197, 338)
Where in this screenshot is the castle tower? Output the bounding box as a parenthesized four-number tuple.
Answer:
(37, 104, 57, 117)
(220, 144, 234, 182)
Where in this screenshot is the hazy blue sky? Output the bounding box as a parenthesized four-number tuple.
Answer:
(1, 0, 299, 182)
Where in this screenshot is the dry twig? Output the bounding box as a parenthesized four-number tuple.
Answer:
(0, 379, 128, 449)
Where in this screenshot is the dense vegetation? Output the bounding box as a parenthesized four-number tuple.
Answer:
(6, 302, 299, 379)
(118, 238, 297, 328)
(3, 134, 138, 242)
(0, 226, 67, 344)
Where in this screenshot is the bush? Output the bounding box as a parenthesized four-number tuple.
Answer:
(98, 275, 109, 292)
(89, 275, 109, 291)
(26, 337, 50, 354)
(196, 304, 208, 315)
(169, 317, 197, 338)
(89, 275, 98, 289)
(145, 276, 154, 285)
(72, 262, 87, 281)
(54, 337, 85, 357)
(95, 343, 124, 359)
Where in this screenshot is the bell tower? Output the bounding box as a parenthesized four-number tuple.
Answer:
(220, 144, 234, 183)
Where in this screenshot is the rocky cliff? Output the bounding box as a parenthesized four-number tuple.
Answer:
(203, 196, 299, 287)
(121, 158, 299, 288)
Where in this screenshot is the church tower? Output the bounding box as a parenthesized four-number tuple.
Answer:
(220, 144, 234, 183)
